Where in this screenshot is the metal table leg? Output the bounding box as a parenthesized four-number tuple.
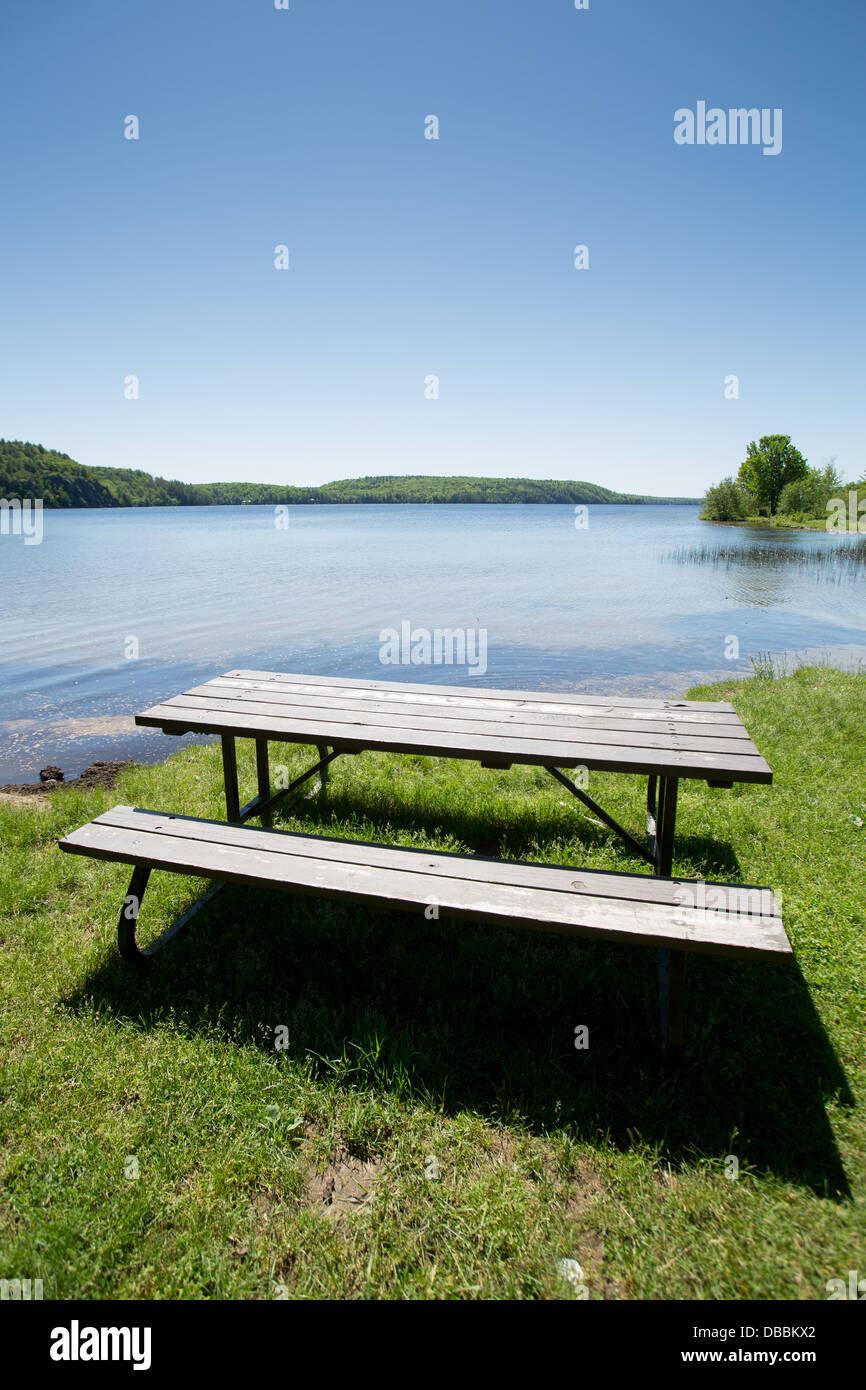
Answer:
(654, 775, 685, 1058)
(646, 774, 658, 861)
(658, 947, 687, 1061)
(255, 737, 272, 827)
(221, 734, 241, 822)
(656, 776, 678, 878)
(316, 744, 330, 789)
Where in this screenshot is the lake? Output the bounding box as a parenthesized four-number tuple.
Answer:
(1, 503, 864, 783)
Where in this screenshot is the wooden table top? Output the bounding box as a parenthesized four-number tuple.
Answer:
(135, 669, 773, 784)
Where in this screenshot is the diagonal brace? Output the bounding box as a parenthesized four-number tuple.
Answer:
(547, 765, 655, 866)
(238, 748, 341, 823)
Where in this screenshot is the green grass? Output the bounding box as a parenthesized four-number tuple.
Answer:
(706, 514, 844, 530)
(1, 668, 864, 1300)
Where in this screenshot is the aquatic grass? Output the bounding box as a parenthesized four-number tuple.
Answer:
(661, 539, 866, 579)
(0, 669, 864, 1299)
(749, 651, 787, 680)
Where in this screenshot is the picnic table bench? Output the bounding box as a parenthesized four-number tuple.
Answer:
(59, 670, 789, 1057)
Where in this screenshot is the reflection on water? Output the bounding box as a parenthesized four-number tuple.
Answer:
(662, 536, 866, 609)
(664, 539, 866, 576)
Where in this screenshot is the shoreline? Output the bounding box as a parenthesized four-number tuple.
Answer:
(6, 646, 866, 789)
(0, 759, 135, 805)
(7, 649, 866, 791)
(0, 666, 757, 788)
(18, 497, 705, 512)
(701, 516, 838, 532)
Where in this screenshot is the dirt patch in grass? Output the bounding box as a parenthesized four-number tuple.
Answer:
(305, 1143, 383, 1219)
(489, 1133, 519, 1167)
(546, 1158, 610, 1295)
(559, 1157, 606, 1215)
(0, 790, 49, 808)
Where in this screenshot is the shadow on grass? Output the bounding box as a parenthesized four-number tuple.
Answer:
(64, 875, 852, 1201)
(279, 784, 746, 882)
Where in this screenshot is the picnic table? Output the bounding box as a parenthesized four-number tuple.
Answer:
(59, 669, 788, 1058)
(133, 669, 773, 876)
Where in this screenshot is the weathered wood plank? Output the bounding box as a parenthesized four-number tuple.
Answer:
(59, 808, 790, 960)
(226, 668, 737, 713)
(135, 699, 772, 781)
(197, 679, 753, 740)
(93, 804, 782, 917)
(207, 676, 746, 729)
(171, 690, 757, 758)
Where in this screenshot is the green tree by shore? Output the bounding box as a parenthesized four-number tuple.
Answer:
(738, 435, 808, 516)
(701, 437, 862, 527)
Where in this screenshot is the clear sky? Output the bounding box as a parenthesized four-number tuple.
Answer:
(1, 0, 863, 494)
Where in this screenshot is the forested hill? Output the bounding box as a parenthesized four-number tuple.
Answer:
(0, 441, 699, 507)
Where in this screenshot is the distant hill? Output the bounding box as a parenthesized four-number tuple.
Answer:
(0, 441, 700, 508)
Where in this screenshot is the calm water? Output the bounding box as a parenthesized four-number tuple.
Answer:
(1, 503, 864, 782)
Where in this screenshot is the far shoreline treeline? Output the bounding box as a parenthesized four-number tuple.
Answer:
(0, 441, 699, 508)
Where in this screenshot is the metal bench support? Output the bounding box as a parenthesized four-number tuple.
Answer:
(221, 734, 241, 822)
(548, 767, 680, 877)
(118, 864, 225, 966)
(123, 744, 340, 964)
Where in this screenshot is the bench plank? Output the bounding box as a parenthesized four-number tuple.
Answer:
(79, 804, 782, 915)
(59, 807, 790, 961)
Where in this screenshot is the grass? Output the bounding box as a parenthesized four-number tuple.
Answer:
(1, 667, 864, 1300)
(701, 514, 852, 531)
(664, 541, 866, 576)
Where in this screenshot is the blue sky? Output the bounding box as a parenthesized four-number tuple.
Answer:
(1, 0, 863, 494)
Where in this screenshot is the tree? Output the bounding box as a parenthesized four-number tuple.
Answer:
(701, 476, 747, 522)
(777, 467, 827, 517)
(737, 435, 807, 516)
(821, 456, 845, 495)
